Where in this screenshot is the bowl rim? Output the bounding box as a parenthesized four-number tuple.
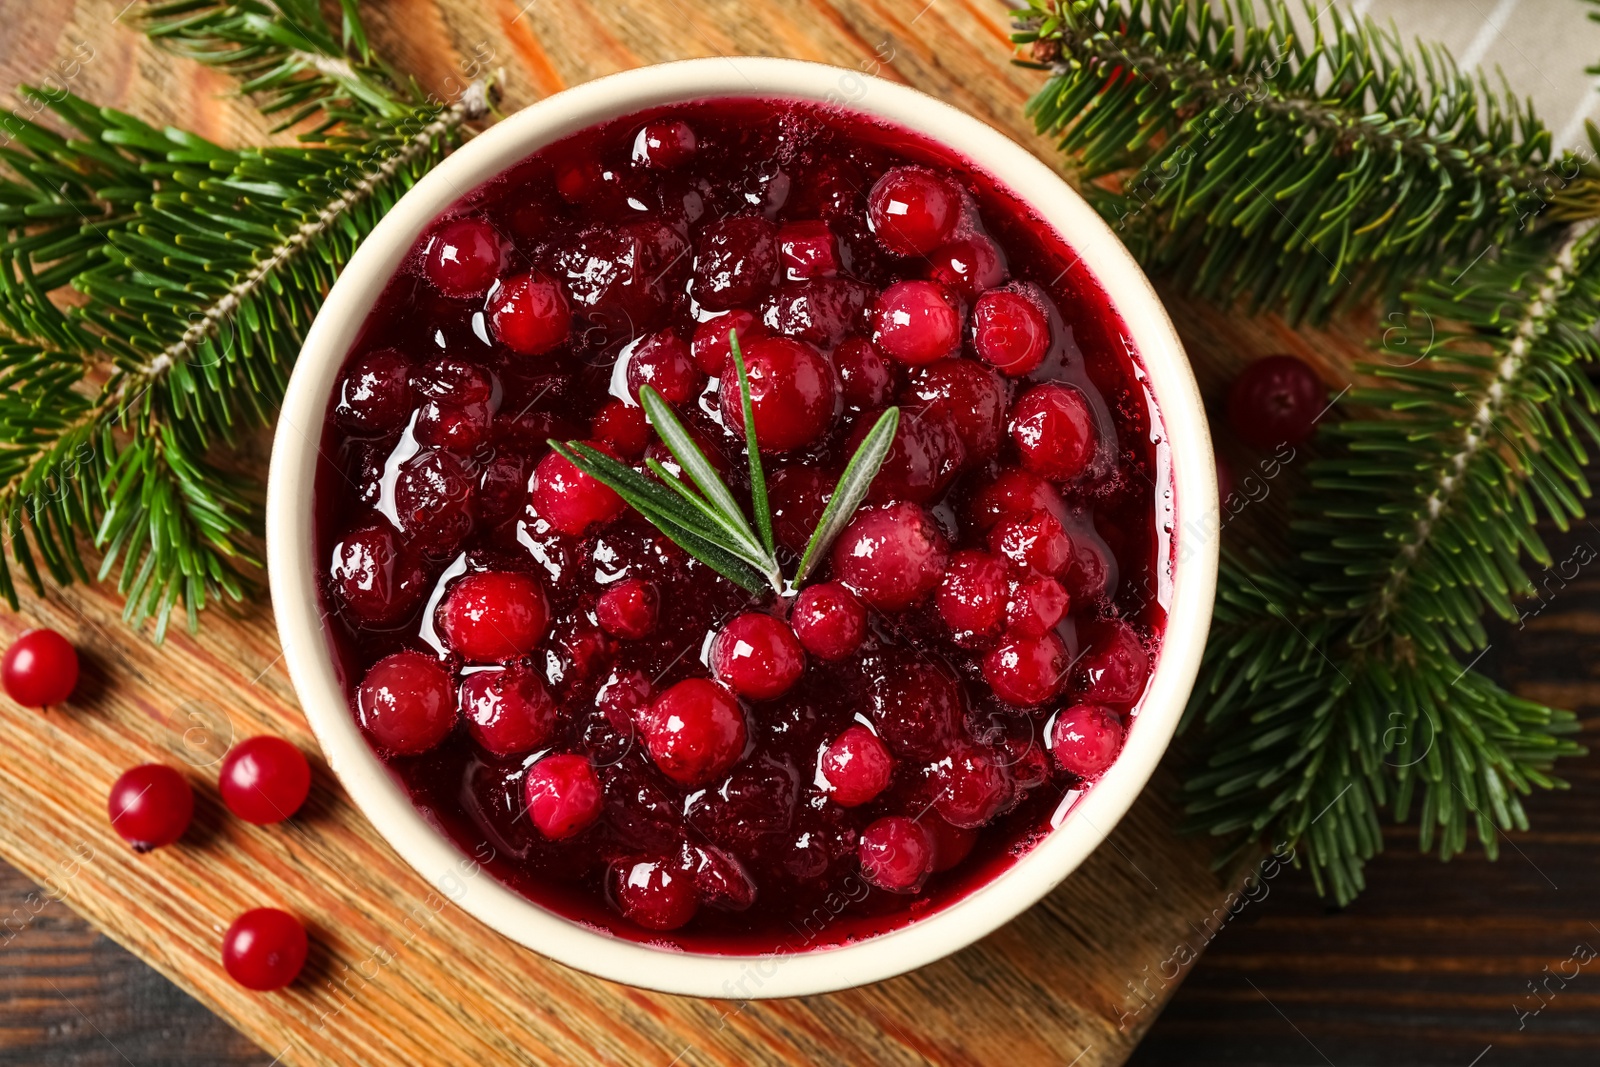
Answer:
(266, 55, 1217, 999)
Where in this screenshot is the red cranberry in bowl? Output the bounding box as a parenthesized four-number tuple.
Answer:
(858, 815, 935, 893)
(820, 724, 894, 808)
(525, 753, 604, 839)
(1227, 353, 1326, 450)
(610, 857, 699, 930)
(1073, 618, 1150, 705)
(631, 119, 698, 169)
(982, 630, 1069, 708)
(936, 550, 1008, 640)
(638, 678, 747, 787)
(718, 335, 837, 453)
(988, 508, 1074, 578)
(108, 764, 193, 852)
(690, 310, 762, 376)
(393, 448, 477, 553)
(489, 272, 571, 356)
(334, 348, 412, 434)
(907, 358, 1008, 462)
(414, 399, 492, 452)
(411, 356, 494, 405)
(921, 813, 978, 872)
(596, 578, 660, 640)
(791, 582, 866, 661)
(1006, 575, 1070, 637)
(439, 570, 549, 662)
(327, 522, 427, 628)
(867, 166, 961, 255)
(459, 664, 557, 756)
(872, 280, 960, 365)
(1010, 382, 1098, 482)
(219, 737, 312, 825)
(834, 335, 896, 411)
(850, 407, 965, 504)
(931, 744, 1013, 829)
(865, 660, 963, 761)
(830, 501, 948, 611)
(1050, 704, 1126, 779)
(928, 234, 1007, 298)
(692, 214, 778, 310)
(422, 217, 502, 298)
(968, 467, 1068, 532)
(972, 289, 1050, 376)
(682, 843, 757, 911)
(590, 399, 650, 459)
(778, 220, 840, 280)
(625, 330, 702, 406)
(711, 613, 805, 700)
(530, 443, 625, 535)
(356, 651, 456, 755)
(762, 276, 874, 348)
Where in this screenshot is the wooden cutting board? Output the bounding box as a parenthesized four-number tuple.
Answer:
(0, 1, 1374, 1063)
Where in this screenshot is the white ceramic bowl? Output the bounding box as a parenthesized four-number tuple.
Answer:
(268, 56, 1217, 998)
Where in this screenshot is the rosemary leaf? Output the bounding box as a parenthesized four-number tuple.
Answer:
(729, 331, 775, 558)
(644, 456, 769, 562)
(793, 407, 900, 587)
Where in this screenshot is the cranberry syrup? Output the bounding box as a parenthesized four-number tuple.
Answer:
(314, 98, 1171, 953)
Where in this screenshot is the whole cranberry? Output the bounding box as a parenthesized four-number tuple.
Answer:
(834, 335, 896, 411)
(777, 220, 840, 279)
(851, 407, 965, 504)
(1073, 619, 1151, 704)
(524, 754, 604, 839)
(831, 502, 948, 611)
(1010, 383, 1098, 482)
(591, 399, 650, 459)
(1006, 575, 1070, 637)
(596, 578, 660, 640)
(908, 358, 1008, 461)
(690, 310, 762, 376)
(108, 764, 193, 852)
(932, 744, 1014, 829)
(530, 444, 625, 535)
(422, 217, 502, 298)
(972, 290, 1050, 376)
(867, 167, 961, 255)
(872, 280, 961, 365)
(719, 336, 837, 453)
(969, 467, 1068, 532)
(790, 582, 866, 661)
(625, 330, 703, 406)
(711, 613, 806, 700)
(328, 522, 427, 627)
(1227, 354, 1326, 449)
(2, 628, 78, 707)
(459, 664, 557, 756)
(334, 348, 413, 434)
(820, 724, 893, 807)
(936, 550, 1008, 639)
(1051, 704, 1126, 778)
(639, 678, 748, 787)
(761, 277, 874, 348)
(413, 399, 492, 452)
(866, 661, 963, 760)
(921, 813, 978, 872)
(477, 452, 536, 526)
(439, 571, 550, 663)
(989, 508, 1074, 577)
(692, 214, 779, 310)
(683, 843, 757, 911)
(927, 235, 1008, 298)
(982, 630, 1069, 707)
(410, 356, 494, 405)
(858, 815, 935, 893)
(1065, 527, 1118, 603)
(767, 465, 831, 554)
(610, 857, 699, 930)
(632, 119, 698, 169)
(356, 651, 456, 755)
(489, 272, 571, 356)
(219, 737, 311, 825)
(222, 909, 308, 991)
(392, 448, 476, 553)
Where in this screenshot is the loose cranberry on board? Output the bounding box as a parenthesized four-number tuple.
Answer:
(222, 908, 308, 991)
(219, 737, 312, 825)
(108, 765, 193, 852)
(2, 628, 78, 707)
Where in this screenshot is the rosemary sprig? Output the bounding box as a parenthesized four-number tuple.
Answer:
(551, 330, 898, 598)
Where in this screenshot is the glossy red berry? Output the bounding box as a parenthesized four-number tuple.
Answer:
(988, 508, 1074, 577)
(108, 764, 193, 852)
(639, 678, 748, 787)
(1006, 575, 1070, 637)
(972, 289, 1050, 376)
(790, 582, 867, 661)
(1010, 383, 1098, 482)
(356, 651, 456, 755)
(908, 358, 1007, 462)
(692, 214, 779, 311)
(1073, 619, 1151, 705)
(611, 857, 699, 930)
(711, 613, 806, 700)
(1227, 354, 1325, 450)
(921, 813, 978, 872)
(927, 235, 1007, 298)
(867, 167, 961, 255)
(777, 220, 840, 280)
(820, 725, 893, 808)
(719, 336, 837, 453)
(968, 467, 1068, 532)
(328, 522, 427, 628)
(591, 399, 650, 459)
(596, 578, 660, 640)
(831, 501, 949, 611)
(422, 217, 502, 298)
(392, 448, 477, 554)
(334, 348, 413, 434)
(872, 280, 960, 365)
(834, 335, 896, 411)
(219, 737, 311, 825)
(690, 310, 762, 376)
(1051, 704, 1126, 778)
(982, 630, 1069, 707)
(222, 909, 308, 991)
(459, 664, 557, 756)
(524, 754, 603, 839)
(936, 550, 1008, 639)
(489, 272, 571, 356)
(867, 662, 964, 760)
(439, 571, 550, 663)
(530, 443, 626, 535)
(931, 745, 1013, 829)
(632, 119, 698, 169)
(858, 815, 935, 893)
(683, 843, 757, 911)
(625, 330, 703, 406)
(2, 628, 78, 707)
(849, 407, 964, 504)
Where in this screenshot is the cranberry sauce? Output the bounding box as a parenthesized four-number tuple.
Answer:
(313, 98, 1171, 954)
